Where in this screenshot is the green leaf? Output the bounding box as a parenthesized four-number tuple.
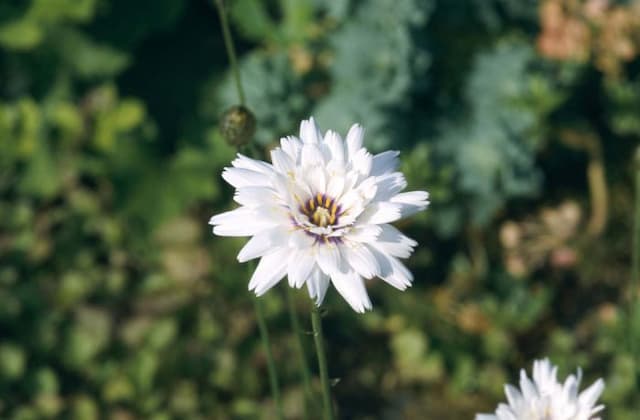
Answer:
(0, 18, 43, 50)
(55, 28, 130, 79)
(229, 0, 276, 43)
(28, 0, 97, 23)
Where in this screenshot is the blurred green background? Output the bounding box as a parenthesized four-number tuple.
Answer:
(1, 0, 640, 418)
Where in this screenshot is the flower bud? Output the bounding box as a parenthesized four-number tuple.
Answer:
(219, 105, 256, 147)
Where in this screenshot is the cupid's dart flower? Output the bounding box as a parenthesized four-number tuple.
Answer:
(476, 358, 605, 420)
(209, 117, 429, 312)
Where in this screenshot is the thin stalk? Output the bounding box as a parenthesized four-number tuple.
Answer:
(253, 293, 285, 420)
(286, 288, 313, 419)
(585, 138, 607, 236)
(558, 129, 608, 236)
(213, 1, 283, 414)
(213, 0, 246, 105)
(311, 306, 334, 420)
(632, 147, 640, 382)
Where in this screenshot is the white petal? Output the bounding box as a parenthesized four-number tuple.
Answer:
(272, 173, 311, 205)
(289, 229, 315, 249)
(345, 123, 364, 159)
(339, 177, 378, 221)
(248, 248, 290, 296)
(345, 224, 382, 243)
(474, 415, 498, 420)
(391, 191, 430, 218)
(341, 243, 379, 279)
(371, 150, 399, 176)
(271, 148, 295, 174)
(210, 206, 284, 237)
(305, 165, 327, 194)
(288, 250, 315, 288)
(562, 373, 579, 401)
(373, 172, 407, 202)
(316, 244, 341, 275)
(280, 136, 302, 161)
(504, 384, 523, 408)
(232, 153, 273, 174)
(234, 187, 277, 207)
(350, 148, 372, 176)
(212, 223, 270, 237)
(336, 206, 364, 228)
(301, 143, 326, 168)
(533, 359, 555, 390)
(385, 257, 414, 290)
(209, 207, 253, 226)
(374, 224, 417, 258)
(590, 404, 605, 415)
(369, 246, 413, 290)
(495, 405, 517, 420)
(342, 170, 359, 193)
(519, 371, 538, 401)
(391, 190, 430, 205)
(307, 268, 330, 305)
(330, 270, 372, 313)
(326, 176, 345, 200)
(357, 202, 402, 225)
(222, 167, 271, 188)
(355, 176, 378, 202)
(578, 378, 605, 409)
(318, 140, 334, 162)
(209, 208, 269, 236)
(324, 130, 345, 163)
(237, 228, 286, 262)
(300, 117, 322, 144)
(338, 189, 363, 215)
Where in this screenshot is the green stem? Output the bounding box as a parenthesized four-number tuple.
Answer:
(632, 147, 640, 383)
(213, 0, 246, 105)
(311, 305, 334, 420)
(253, 294, 285, 420)
(286, 288, 313, 419)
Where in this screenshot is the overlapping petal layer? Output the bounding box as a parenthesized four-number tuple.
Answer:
(210, 117, 429, 312)
(476, 358, 605, 420)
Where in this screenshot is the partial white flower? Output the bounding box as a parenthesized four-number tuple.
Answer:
(476, 358, 605, 420)
(209, 117, 429, 312)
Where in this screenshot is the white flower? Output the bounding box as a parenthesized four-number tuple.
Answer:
(209, 117, 429, 312)
(476, 358, 605, 420)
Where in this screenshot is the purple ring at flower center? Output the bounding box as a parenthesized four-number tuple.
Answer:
(294, 193, 344, 245)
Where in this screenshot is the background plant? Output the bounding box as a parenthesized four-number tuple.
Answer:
(1, 0, 639, 419)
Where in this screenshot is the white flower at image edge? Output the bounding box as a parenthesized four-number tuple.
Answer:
(209, 117, 429, 312)
(476, 358, 605, 420)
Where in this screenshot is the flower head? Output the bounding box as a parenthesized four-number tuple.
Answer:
(476, 358, 605, 420)
(209, 117, 429, 312)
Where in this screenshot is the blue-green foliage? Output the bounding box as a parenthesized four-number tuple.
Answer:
(437, 41, 546, 225)
(312, 0, 433, 149)
(213, 51, 308, 146)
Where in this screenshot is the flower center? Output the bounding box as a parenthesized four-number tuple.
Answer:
(301, 193, 340, 227)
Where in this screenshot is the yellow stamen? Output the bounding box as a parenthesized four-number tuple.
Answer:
(304, 193, 340, 228)
(312, 207, 331, 227)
